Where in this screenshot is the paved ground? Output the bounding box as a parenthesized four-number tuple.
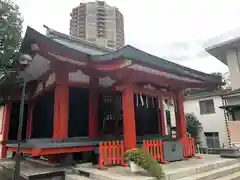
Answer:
(98, 154, 225, 176)
(0, 171, 9, 180)
(0, 158, 66, 180)
(73, 154, 234, 180)
(0, 154, 234, 180)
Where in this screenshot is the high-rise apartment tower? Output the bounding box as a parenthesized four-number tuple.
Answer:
(70, 1, 125, 50)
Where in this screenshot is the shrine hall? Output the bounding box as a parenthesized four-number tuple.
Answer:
(0, 26, 222, 164)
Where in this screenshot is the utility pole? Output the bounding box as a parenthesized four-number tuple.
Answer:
(12, 54, 33, 180)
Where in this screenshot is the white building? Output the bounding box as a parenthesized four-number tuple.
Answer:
(206, 38, 240, 146)
(70, 1, 125, 50)
(184, 91, 230, 148)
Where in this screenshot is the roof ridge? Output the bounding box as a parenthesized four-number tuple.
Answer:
(43, 24, 114, 53)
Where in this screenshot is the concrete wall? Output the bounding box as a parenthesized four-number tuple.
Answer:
(184, 96, 229, 146)
(226, 49, 240, 90)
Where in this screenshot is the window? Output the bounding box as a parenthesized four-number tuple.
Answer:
(199, 99, 215, 114)
(229, 107, 240, 121)
(204, 132, 220, 148)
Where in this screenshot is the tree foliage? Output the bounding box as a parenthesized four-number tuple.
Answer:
(0, 0, 23, 70)
(184, 72, 228, 96)
(185, 113, 202, 138)
(0, 0, 23, 103)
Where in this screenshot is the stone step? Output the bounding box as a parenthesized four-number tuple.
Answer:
(71, 159, 239, 180)
(167, 159, 239, 180)
(65, 174, 93, 180)
(178, 163, 240, 180)
(216, 171, 240, 180)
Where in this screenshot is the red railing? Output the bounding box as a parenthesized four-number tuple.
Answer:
(0, 144, 6, 159)
(143, 140, 168, 164)
(98, 141, 125, 169)
(182, 137, 195, 158)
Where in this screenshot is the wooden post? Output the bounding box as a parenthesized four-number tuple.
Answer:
(158, 96, 166, 136)
(122, 85, 137, 150)
(175, 90, 187, 139)
(53, 85, 69, 139)
(26, 101, 33, 139)
(53, 67, 69, 140)
(1, 103, 12, 158)
(88, 75, 99, 138)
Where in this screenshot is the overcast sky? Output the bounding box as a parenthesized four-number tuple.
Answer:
(16, 0, 240, 74)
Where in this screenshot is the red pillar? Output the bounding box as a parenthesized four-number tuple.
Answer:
(175, 90, 187, 139)
(1, 103, 12, 158)
(88, 75, 99, 138)
(158, 96, 166, 136)
(53, 85, 69, 139)
(26, 101, 34, 139)
(122, 85, 137, 150)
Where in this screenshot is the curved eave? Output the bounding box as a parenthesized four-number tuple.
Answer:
(21, 26, 89, 61)
(90, 45, 222, 85)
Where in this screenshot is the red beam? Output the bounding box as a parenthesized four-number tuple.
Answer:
(8, 146, 95, 156)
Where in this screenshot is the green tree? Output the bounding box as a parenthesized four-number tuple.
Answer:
(0, 0, 23, 103)
(185, 113, 202, 138)
(0, 0, 23, 70)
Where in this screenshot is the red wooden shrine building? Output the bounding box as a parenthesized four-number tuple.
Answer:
(0, 26, 221, 165)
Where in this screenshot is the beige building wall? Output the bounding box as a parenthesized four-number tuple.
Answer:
(226, 49, 240, 90)
(228, 121, 240, 144)
(70, 1, 125, 50)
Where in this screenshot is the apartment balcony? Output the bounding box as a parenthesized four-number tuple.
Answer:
(97, 9, 105, 15)
(97, 24, 105, 29)
(97, 17, 106, 22)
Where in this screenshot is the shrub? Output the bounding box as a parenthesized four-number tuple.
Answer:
(124, 148, 165, 179)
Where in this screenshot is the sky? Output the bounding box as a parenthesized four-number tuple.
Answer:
(15, 0, 240, 74)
